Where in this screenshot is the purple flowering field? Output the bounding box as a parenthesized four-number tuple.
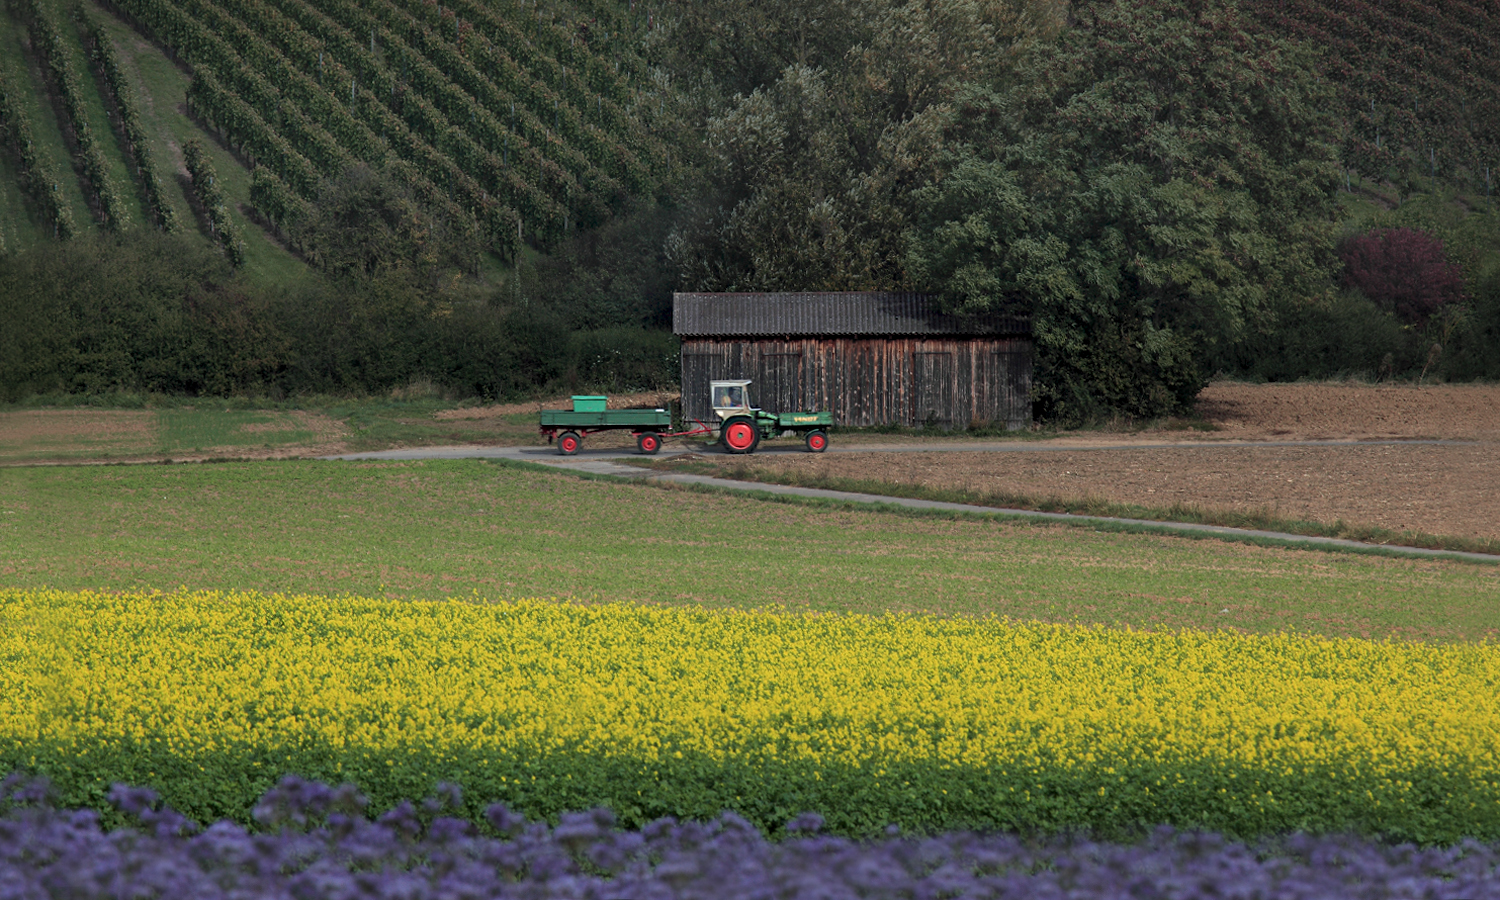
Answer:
(3, 774, 1497, 899)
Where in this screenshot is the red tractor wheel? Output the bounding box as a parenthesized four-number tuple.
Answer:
(804, 430, 828, 453)
(637, 432, 662, 454)
(721, 417, 759, 454)
(558, 432, 582, 456)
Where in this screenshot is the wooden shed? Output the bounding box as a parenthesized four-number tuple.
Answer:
(674, 292, 1032, 430)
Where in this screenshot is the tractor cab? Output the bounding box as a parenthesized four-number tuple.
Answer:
(709, 380, 755, 420)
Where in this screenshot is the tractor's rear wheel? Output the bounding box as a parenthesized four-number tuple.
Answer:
(558, 432, 582, 456)
(804, 430, 828, 453)
(637, 432, 662, 454)
(721, 416, 759, 454)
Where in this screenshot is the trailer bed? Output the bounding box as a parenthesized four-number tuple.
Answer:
(538, 409, 672, 429)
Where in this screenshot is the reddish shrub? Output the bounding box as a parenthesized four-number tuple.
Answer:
(1338, 228, 1465, 326)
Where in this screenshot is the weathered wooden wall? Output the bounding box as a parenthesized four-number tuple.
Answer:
(680, 337, 1033, 429)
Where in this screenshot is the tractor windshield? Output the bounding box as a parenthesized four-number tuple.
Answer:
(714, 384, 747, 409)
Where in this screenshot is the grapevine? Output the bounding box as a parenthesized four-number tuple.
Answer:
(0, 56, 76, 237)
(23, 0, 130, 231)
(82, 12, 178, 232)
(182, 137, 245, 265)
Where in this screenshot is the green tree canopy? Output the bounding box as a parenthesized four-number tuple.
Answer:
(0, 231, 284, 398)
(663, 0, 1062, 292)
(908, 0, 1344, 420)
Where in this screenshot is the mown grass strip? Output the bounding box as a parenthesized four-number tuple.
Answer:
(0, 399, 539, 463)
(642, 457, 1500, 558)
(3, 588, 1497, 843)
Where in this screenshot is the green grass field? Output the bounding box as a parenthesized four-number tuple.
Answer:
(2, 458, 1496, 641)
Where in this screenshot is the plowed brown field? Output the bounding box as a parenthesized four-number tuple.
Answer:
(725, 382, 1500, 542)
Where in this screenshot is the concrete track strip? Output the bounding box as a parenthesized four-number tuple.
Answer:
(322, 445, 1500, 564)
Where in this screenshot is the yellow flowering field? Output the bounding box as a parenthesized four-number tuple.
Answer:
(1, 588, 1496, 842)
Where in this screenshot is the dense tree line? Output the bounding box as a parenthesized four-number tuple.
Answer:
(905, 0, 1346, 419)
(658, 0, 1064, 292)
(0, 227, 676, 402)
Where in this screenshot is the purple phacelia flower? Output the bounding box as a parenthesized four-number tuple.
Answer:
(2, 774, 1498, 899)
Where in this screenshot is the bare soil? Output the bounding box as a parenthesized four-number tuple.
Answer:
(0, 410, 157, 460)
(721, 382, 1500, 542)
(0, 409, 351, 464)
(1184, 382, 1500, 443)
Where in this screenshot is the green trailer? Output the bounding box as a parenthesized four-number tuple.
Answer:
(539, 396, 673, 455)
(539, 383, 834, 455)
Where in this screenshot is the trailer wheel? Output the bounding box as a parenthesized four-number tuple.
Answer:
(721, 417, 759, 454)
(804, 430, 828, 453)
(637, 432, 661, 454)
(558, 432, 582, 455)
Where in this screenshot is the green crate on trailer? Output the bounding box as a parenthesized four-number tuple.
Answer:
(571, 395, 608, 412)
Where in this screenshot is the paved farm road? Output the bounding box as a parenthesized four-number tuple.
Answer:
(322, 441, 1500, 564)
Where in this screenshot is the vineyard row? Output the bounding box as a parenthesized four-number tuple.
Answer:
(23, 0, 130, 231)
(82, 11, 179, 233)
(182, 137, 245, 265)
(113, 0, 519, 258)
(0, 46, 76, 238)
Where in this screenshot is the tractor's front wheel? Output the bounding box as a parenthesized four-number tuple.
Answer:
(721, 417, 760, 454)
(804, 430, 828, 453)
(558, 432, 582, 456)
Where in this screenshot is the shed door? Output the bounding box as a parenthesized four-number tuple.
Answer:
(988, 346, 1032, 430)
(755, 351, 803, 413)
(913, 351, 955, 428)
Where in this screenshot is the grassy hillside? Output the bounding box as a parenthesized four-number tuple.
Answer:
(86, 7, 310, 281)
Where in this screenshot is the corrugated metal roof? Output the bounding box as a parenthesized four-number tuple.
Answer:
(673, 292, 1030, 337)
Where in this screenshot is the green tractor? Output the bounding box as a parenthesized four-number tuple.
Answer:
(710, 380, 833, 454)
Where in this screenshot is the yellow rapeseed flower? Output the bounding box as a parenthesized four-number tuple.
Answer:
(0, 588, 1495, 840)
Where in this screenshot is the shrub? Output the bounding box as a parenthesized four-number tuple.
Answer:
(1339, 227, 1466, 326)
